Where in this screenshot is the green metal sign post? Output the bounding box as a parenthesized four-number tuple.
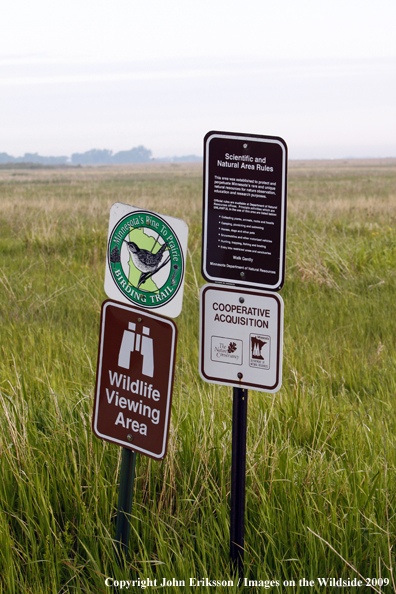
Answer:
(114, 448, 137, 568)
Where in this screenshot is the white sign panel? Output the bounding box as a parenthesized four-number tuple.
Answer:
(105, 203, 188, 318)
(199, 284, 283, 393)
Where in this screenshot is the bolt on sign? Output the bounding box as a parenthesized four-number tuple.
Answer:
(105, 203, 188, 318)
(199, 284, 283, 393)
(202, 131, 287, 291)
(92, 300, 177, 460)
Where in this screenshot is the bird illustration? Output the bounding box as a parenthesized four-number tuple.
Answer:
(125, 239, 170, 288)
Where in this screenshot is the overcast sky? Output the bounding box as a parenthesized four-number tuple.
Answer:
(1, 0, 395, 159)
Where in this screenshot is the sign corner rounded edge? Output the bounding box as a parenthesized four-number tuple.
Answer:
(200, 265, 215, 287)
(273, 135, 288, 152)
(92, 421, 106, 442)
(199, 282, 211, 298)
(157, 445, 167, 461)
(267, 379, 283, 394)
(198, 366, 216, 386)
(271, 276, 286, 293)
(204, 130, 222, 143)
(101, 298, 115, 311)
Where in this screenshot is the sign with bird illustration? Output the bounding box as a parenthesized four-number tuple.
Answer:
(105, 203, 188, 318)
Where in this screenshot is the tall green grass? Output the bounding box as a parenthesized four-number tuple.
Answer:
(0, 161, 395, 593)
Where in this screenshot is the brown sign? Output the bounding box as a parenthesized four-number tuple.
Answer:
(202, 131, 288, 291)
(92, 300, 177, 459)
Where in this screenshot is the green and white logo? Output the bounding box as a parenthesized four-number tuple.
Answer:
(108, 210, 184, 309)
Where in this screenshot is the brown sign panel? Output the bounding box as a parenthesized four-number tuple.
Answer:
(202, 131, 287, 291)
(92, 300, 177, 460)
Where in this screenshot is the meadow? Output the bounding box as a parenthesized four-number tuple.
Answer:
(0, 159, 395, 593)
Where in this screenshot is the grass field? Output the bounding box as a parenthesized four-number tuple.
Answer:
(0, 159, 395, 593)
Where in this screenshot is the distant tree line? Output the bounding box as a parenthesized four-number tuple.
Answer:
(0, 152, 68, 165)
(71, 146, 152, 165)
(0, 146, 202, 166)
(154, 155, 202, 163)
(0, 146, 153, 166)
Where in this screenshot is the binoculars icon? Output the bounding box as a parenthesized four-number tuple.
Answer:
(118, 322, 154, 378)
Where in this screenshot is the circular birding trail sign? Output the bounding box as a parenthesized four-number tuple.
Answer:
(105, 203, 188, 318)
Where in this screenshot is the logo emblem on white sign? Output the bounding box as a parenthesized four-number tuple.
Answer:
(249, 334, 270, 369)
(105, 203, 189, 318)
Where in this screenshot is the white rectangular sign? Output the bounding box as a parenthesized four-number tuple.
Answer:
(199, 284, 283, 393)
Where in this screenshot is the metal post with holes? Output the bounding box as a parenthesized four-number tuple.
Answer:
(114, 447, 137, 568)
(230, 386, 248, 578)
